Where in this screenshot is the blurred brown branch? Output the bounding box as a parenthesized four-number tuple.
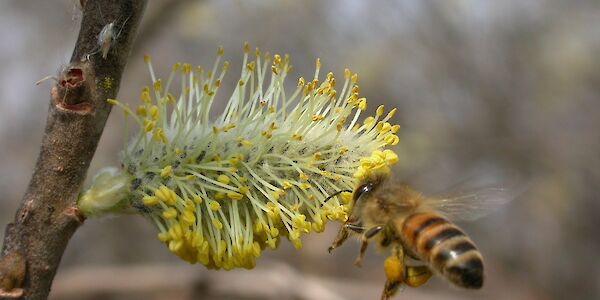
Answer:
(0, 1, 146, 299)
(133, 0, 195, 53)
(50, 261, 453, 300)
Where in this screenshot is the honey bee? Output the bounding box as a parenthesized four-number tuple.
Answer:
(329, 173, 509, 299)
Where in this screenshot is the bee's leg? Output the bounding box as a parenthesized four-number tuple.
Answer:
(354, 225, 384, 267)
(345, 223, 365, 233)
(403, 265, 432, 288)
(381, 280, 401, 300)
(382, 245, 404, 300)
(328, 227, 349, 253)
(329, 222, 364, 253)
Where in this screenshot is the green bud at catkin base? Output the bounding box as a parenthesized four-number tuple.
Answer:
(78, 167, 130, 217)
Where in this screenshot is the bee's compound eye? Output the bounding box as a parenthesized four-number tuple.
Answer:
(353, 183, 373, 204)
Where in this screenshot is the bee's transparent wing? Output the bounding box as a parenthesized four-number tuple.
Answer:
(420, 188, 512, 222)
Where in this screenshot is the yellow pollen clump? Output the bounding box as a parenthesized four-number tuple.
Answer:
(222, 123, 236, 132)
(136, 105, 147, 117)
(311, 114, 325, 122)
(376, 105, 385, 116)
(340, 192, 352, 204)
(162, 207, 177, 219)
(212, 218, 223, 230)
(182, 210, 196, 224)
(153, 128, 167, 143)
(142, 196, 159, 206)
(239, 186, 250, 194)
(386, 108, 397, 119)
(282, 181, 293, 189)
(217, 174, 230, 184)
(227, 192, 243, 200)
(160, 165, 173, 178)
(299, 173, 309, 181)
(149, 105, 159, 120)
(357, 98, 367, 111)
(153, 79, 162, 92)
(240, 140, 253, 148)
(143, 120, 154, 132)
(155, 186, 177, 206)
(209, 200, 221, 211)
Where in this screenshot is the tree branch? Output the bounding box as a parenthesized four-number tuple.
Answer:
(0, 1, 146, 299)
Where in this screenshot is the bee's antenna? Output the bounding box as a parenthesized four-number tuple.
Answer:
(321, 189, 353, 206)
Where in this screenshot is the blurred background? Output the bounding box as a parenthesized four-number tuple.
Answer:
(1, 1, 599, 299)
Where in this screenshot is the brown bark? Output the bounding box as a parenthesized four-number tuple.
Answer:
(0, 1, 147, 299)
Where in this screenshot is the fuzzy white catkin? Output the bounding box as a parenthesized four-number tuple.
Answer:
(78, 45, 399, 270)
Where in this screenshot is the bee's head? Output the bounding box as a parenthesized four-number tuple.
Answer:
(353, 182, 374, 204)
(351, 172, 389, 211)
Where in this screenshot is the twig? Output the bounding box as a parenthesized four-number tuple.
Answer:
(0, 1, 146, 299)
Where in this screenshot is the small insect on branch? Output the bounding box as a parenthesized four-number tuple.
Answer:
(84, 7, 132, 61)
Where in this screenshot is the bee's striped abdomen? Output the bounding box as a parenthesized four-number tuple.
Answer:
(399, 212, 484, 289)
